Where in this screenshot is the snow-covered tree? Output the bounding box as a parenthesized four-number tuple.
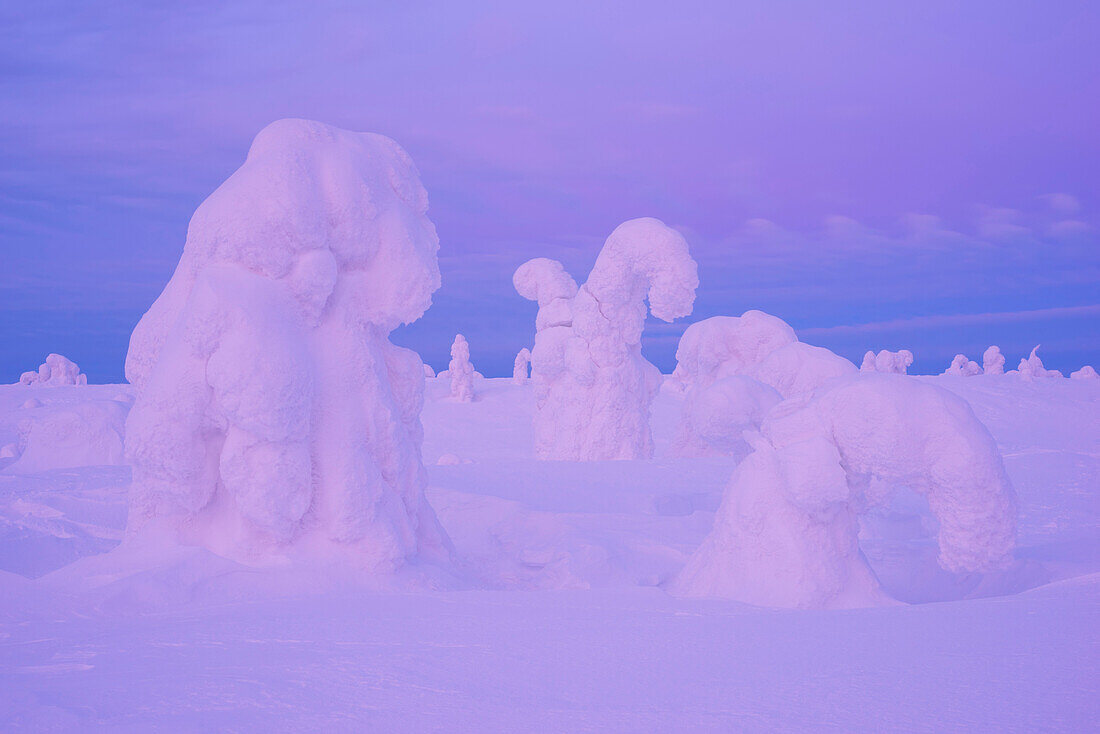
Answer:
(123, 119, 450, 570)
(983, 346, 1005, 375)
(19, 354, 87, 386)
(943, 354, 982, 376)
(448, 334, 475, 402)
(515, 218, 698, 460)
(513, 348, 531, 385)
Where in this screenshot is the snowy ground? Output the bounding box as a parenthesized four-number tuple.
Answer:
(1, 376, 1097, 731)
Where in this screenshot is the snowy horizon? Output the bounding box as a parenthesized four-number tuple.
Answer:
(2, 2, 1098, 381)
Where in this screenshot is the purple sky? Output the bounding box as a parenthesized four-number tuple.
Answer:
(2, 1, 1098, 380)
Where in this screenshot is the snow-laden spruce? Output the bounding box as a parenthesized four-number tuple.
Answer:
(448, 334, 475, 402)
(669, 312, 855, 457)
(1016, 345, 1062, 379)
(513, 348, 531, 384)
(1071, 365, 1098, 380)
(861, 349, 914, 374)
(943, 354, 982, 376)
(983, 346, 1005, 375)
(123, 119, 449, 570)
(673, 374, 1018, 609)
(515, 218, 698, 460)
(18, 354, 87, 386)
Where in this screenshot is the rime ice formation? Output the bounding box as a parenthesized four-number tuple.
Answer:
(669, 313, 854, 456)
(423, 364, 436, 379)
(860, 349, 913, 374)
(1017, 346, 1062, 380)
(4, 399, 127, 474)
(516, 218, 698, 460)
(671, 313, 796, 389)
(983, 346, 1005, 375)
(513, 348, 531, 385)
(18, 354, 87, 386)
(943, 354, 982, 376)
(122, 119, 449, 570)
(1071, 365, 1098, 379)
(674, 375, 1017, 609)
(448, 335, 475, 402)
(747, 342, 856, 400)
(671, 375, 782, 457)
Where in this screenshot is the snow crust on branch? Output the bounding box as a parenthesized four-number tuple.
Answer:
(515, 218, 698, 460)
(122, 119, 449, 570)
(18, 354, 87, 387)
(674, 374, 1017, 609)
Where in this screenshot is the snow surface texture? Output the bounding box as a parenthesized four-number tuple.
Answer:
(448, 334, 475, 402)
(2, 398, 127, 474)
(944, 353, 983, 376)
(0, 375, 1098, 729)
(515, 218, 698, 460)
(1017, 345, 1063, 379)
(512, 347, 531, 385)
(17, 354, 87, 387)
(121, 119, 449, 571)
(669, 312, 855, 456)
(1071, 365, 1098, 379)
(983, 345, 1006, 375)
(675, 374, 1018, 609)
(861, 348, 914, 374)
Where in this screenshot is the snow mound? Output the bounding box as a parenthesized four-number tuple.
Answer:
(861, 349, 914, 374)
(1071, 365, 1098, 380)
(674, 374, 1017, 608)
(18, 354, 87, 387)
(943, 354, 982, 376)
(448, 334, 475, 402)
(517, 218, 698, 460)
(983, 346, 1005, 375)
(4, 399, 128, 474)
(512, 348, 531, 385)
(1016, 346, 1062, 379)
(121, 119, 449, 572)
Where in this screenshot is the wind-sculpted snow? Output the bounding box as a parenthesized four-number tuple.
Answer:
(18, 354, 87, 387)
(861, 349, 914, 374)
(943, 354, 982, 376)
(669, 313, 854, 457)
(449, 334, 475, 402)
(674, 374, 1018, 609)
(122, 119, 449, 571)
(513, 348, 531, 384)
(983, 346, 1005, 375)
(516, 218, 698, 460)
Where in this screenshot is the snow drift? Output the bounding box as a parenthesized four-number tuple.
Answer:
(122, 119, 449, 571)
(3, 398, 128, 474)
(516, 218, 698, 460)
(674, 374, 1018, 609)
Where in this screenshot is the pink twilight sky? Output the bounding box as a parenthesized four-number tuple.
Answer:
(1, 1, 1097, 378)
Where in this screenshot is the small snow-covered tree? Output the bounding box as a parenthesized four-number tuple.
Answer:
(1071, 365, 1098, 380)
(123, 119, 450, 570)
(448, 334, 475, 402)
(513, 348, 531, 384)
(983, 346, 1005, 375)
(19, 354, 87, 386)
(1017, 345, 1062, 379)
(515, 218, 698, 460)
(943, 354, 982, 376)
(673, 374, 1017, 609)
